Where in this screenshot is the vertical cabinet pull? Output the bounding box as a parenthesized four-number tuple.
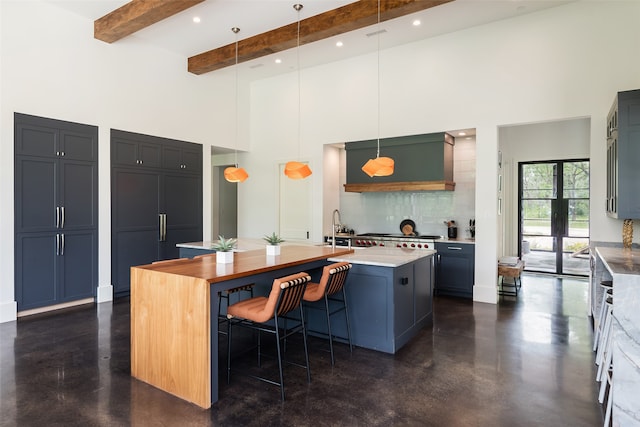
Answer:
(56, 234, 60, 256)
(61, 234, 65, 256)
(159, 214, 167, 241)
(61, 206, 65, 229)
(56, 207, 60, 228)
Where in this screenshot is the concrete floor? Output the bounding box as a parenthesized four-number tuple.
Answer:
(1, 275, 604, 426)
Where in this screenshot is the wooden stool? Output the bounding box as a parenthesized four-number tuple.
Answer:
(498, 260, 525, 296)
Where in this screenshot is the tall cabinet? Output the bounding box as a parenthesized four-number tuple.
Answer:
(111, 130, 202, 296)
(606, 89, 640, 219)
(14, 113, 98, 311)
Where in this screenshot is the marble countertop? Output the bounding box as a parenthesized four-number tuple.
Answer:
(328, 246, 436, 267)
(595, 246, 640, 275)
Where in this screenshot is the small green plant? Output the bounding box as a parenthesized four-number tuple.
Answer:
(211, 235, 237, 252)
(263, 232, 284, 245)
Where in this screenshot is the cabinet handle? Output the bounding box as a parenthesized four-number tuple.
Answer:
(400, 277, 409, 285)
(61, 207, 65, 229)
(447, 246, 462, 250)
(159, 214, 167, 241)
(61, 234, 65, 256)
(56, 234, 60, 256)
(56, 207, 60, 229)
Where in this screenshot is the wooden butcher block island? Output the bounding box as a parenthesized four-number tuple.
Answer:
(130, 245, 354, 408)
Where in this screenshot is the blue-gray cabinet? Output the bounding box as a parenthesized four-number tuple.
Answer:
(606, 89, 640, 219)
(111, 130, 202, 296)
(333, 255, 434, 354)
(14, 113, 98, 311)
(435, 242, 474, 299)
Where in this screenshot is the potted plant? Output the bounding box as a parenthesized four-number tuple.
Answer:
(263, 232, 284, 256)
(211, 235, 237, 264)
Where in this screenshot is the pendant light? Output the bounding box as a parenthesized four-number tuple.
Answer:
(361, 0, 394, 178)
(284, 3, 312, 180)
(224, 27, 249, 183)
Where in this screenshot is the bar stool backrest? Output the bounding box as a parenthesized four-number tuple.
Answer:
(274, 273, 311, 317)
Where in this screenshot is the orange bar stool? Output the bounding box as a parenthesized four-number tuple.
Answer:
(303, 262, 353, 366)
(226, 272, 311, 401)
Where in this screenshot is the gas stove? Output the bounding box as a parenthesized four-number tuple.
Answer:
(327, 232, 441, 249)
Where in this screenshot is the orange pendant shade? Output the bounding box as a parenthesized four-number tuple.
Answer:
(361, 156, 394, 177)
(224, 166, 249, 182)
(284, 161, 312, 179)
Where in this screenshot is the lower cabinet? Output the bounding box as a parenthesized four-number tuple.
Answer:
(338, 256, 434, 354)
(435, 242, 475, 299)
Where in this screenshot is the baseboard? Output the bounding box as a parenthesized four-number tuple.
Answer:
(97, 284, 113, 303)
(18, 298, 94, 318)
(0, 300, 18, 323)
(473, 284, 498, 304)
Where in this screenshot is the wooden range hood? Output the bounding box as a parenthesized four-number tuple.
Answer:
(343, 132, 456, 193)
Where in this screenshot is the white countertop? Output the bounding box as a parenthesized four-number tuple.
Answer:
(328, 246, 436, 267)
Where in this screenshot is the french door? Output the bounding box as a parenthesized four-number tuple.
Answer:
(518, 160, 590, 276)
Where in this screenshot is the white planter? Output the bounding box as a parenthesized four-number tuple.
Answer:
(216, 251, 234, 264)
(266, 244, 281, 256)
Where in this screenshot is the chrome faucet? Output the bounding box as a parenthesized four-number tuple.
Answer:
(332, 209, 341, 250)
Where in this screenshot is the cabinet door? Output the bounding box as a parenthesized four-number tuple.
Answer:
(59, 231, 97, 301)
(393, 264, 414, 338)
(436, 243, 474, 298)
(414, 256, 433, 323)
(160, 173, 203, 259)
(112, 138, 161, 168)
(60, 160, 97, 229)
(59, 129, 97, 161)
(14, 121, 58, 158)
(15, 156, 57, 233)
(15, 233, 58, 311)
(181, 149, 202, 173)
(111, 169, 161, 294)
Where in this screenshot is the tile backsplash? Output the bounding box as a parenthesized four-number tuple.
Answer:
(339, 138, 476, 237)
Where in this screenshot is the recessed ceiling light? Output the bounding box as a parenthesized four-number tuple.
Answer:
(275, 58, 282, 64)
(413, 19, 421, 26)
(336, 41, 343, 47)
(458, 132, 466, 136)
(192, 16, 200, 23)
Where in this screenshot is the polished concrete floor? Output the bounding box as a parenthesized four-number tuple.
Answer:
(1, 275, 604, 426)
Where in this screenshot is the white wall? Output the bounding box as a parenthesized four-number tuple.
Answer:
(0, 1, 237, 321)
(2, 1, 640, 321)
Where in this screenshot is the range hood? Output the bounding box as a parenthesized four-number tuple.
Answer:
(343, 132, 455, 193)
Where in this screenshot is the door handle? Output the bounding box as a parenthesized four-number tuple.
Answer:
(61, 206, 65, 229)
(56, 207, 60, 229)
(61, 234, 65, 256)
(159, 214, 167, 241)
(56, 234, 60, 256)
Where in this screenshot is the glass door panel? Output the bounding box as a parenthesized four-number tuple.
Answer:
(519, 160, 590, 276)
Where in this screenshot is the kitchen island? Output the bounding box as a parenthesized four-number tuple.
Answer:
(593, 247, 640, 426)
(327, 247, 436, 353)
(130, 245, 354, 408)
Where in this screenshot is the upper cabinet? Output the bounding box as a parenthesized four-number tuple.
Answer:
(606, 89, 640, 219)
(344, 132, 455, 192)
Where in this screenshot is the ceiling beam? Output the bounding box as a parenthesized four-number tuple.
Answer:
(187, 0, 452, 75)
(95, 0, 205, 43)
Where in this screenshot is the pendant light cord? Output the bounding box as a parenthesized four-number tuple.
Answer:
(296, 4, 302, 160)
(233, 27, 240, 167)
(376, 0, 381, 159)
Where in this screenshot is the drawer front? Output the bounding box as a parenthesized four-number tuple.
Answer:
(435, 242, 474, 256)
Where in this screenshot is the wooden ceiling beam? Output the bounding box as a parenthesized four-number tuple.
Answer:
(188, 0, 452, 75)
(95, 0, 205, 43)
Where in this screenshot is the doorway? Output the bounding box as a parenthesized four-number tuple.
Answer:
(519, 160, 590, 276)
